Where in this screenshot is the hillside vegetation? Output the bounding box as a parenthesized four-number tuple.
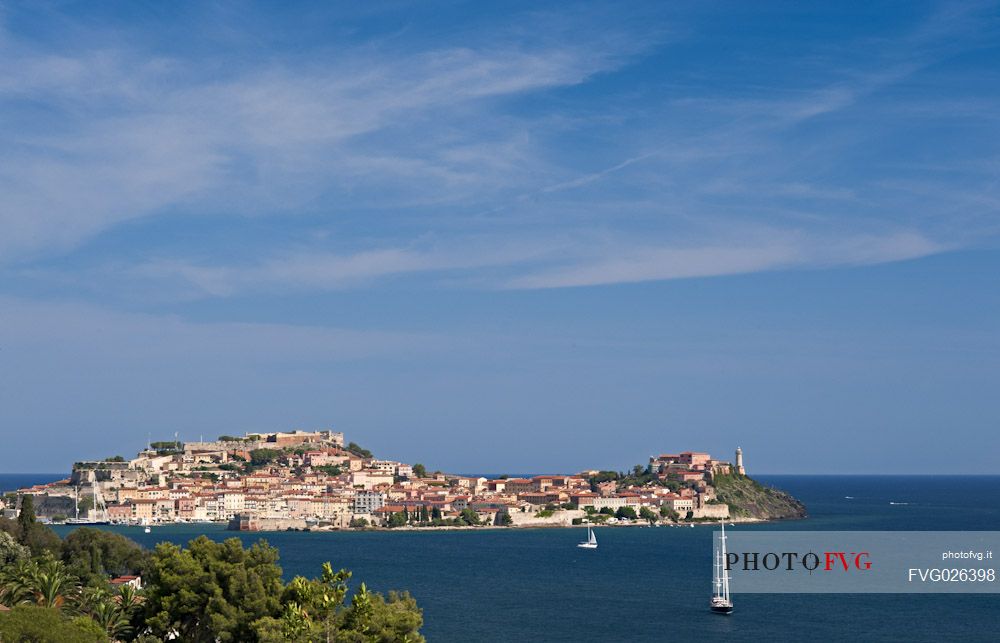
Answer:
(713, 473, 807, 520)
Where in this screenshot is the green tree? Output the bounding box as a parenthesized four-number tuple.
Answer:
(72, 585, 138, 641)
(250, 448, 283, 467)
(459, 508, 481, 526)
(77, 495, 95, 513)
(89, 594, 133, 640)
(639, 507, 658, 524)
(17, 495, 36, 534)
(0, 605, 106, 643)
(140, 536, 284, 642)
(588, 471, 619, 487)
(0, 530, 30, 566)
(348, 587, 423, 642)
(346, 442, 373, 458)
(411, 463, 427, 478)
(2, 556, 81, 609)
(255, 573, 423, 643)
(0, 558, 34, 606)
(615, 506, 638, 521)
(387, 512, 407, 528)
(116, 583, 143, 615)
(34, 558, 81, 608)
(496, 512, 513, 526)
(659, 506, 679, 522)
(284, 562, 351, 641)
(12, 496, 61, 556)
(61, 527, 149, 586)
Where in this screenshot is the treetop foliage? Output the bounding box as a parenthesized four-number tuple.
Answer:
(1, 509, 424, 643)
(346, 442, 373, 458)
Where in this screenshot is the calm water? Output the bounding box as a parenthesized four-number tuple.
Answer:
(22, 475, 1000, 641)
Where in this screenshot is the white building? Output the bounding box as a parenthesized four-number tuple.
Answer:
(352, 490, 386, 514)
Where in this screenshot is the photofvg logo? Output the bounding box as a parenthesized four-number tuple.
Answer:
(724, 550, 872, 573)
(717, 531, 1000, 593)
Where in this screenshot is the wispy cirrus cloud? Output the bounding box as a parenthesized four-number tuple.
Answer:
(114, 229, 945, 296)
(503, 231, 946, 290)
(0, 13, 653, 263)
(132, 239, 560, 296)
(0, 0, 995, 297)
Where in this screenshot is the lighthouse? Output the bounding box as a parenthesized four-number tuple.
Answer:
(735, 446, 745, 475)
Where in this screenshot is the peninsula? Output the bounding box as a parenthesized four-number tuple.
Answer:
(3, 430, 805, 531)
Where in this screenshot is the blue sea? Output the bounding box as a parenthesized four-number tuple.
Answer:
(0, 473, 66, 493)
(5, 474, 1000, 641)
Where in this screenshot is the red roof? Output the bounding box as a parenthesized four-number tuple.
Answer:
(110, 575, 140, 585)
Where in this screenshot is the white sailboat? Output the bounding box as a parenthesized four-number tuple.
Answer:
(577, 525, 598, 549)
(710, 519, 734, 614)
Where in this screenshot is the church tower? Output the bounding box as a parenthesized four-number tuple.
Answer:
(735, 446, 745, 475)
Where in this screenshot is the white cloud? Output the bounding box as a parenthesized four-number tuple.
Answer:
(130, 239, 561, 296)
(0, 22, 643, 263)
(112, 229, 946, 295)
(0, 3, 992, 295)
(502, 231, 946, 290)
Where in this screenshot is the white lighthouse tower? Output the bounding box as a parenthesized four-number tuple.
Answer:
(735, 446, 745, 475)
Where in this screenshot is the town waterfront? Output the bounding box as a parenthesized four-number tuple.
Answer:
(27, 475, 1000, 642)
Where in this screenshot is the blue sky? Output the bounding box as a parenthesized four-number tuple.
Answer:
(1, 1, 998, 474)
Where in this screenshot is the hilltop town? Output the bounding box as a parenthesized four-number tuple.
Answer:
(2, 430, 804, 531)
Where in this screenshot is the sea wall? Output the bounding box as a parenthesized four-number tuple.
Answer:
(228, 513, 308, 531)
(508, 509, 585, 527)
(691, 504, 730, 519)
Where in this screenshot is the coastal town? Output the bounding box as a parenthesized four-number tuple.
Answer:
(2, 429, 756, 531)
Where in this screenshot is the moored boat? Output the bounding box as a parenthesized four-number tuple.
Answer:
(577, 525, 598, 549)
(710, 519, 734, 614)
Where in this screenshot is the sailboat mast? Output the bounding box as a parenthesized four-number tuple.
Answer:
(720, 520, 730, 601)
